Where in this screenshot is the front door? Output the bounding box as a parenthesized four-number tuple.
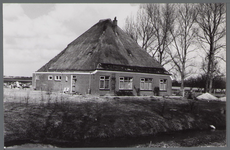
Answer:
(71, 75, 77, 93)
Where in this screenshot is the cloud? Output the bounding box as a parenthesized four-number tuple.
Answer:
(3, 3, 139, 76)
(3, 4, 24, 20)
(21, 4, 55, 19)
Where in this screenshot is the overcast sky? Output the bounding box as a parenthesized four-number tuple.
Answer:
(3, 3, 139, 76)
(3, 3, 226, 78)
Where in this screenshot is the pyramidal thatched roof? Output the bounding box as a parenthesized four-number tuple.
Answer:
(37, 18, 168, 74)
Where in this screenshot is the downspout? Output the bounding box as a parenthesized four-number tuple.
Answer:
(70, 75, 72, 94)
(34, 72, 36, 90)
(88, 72, 91, 94)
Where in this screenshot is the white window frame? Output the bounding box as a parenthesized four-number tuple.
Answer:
(48, 75, 53, 80)
(55, 75, 62, 81)
(119, 77, 133, 90)
(35, 75, 40, 80)
(99, 76, 110, 89)
(159, 79, 167, 91)
(140, 78, 153, 90)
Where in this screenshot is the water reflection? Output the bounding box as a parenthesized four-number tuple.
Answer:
(5, 129, 226, 148)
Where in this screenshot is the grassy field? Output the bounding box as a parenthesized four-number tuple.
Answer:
(4, 88, 226, 147)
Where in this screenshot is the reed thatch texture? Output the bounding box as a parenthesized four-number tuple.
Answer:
(38, 18, 163, 72)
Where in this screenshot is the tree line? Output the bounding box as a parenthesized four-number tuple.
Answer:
(172, 74, 226, 90)
(124, 3, 226, 96)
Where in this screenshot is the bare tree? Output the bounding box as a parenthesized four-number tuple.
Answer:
(195, 3, 226, 93)
(145, 3, 176, 66)
(124, 7, 155, 51)
(124, 15, 138, 42)
(136, 7, 156, 51)
(123, 4, 175, 67)
(168, 4, 197, 97)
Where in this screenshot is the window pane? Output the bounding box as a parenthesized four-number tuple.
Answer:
(124, 81, 128, 89)
(36, 75, 40, 80)
(144, 83, 148, 90)
(105, 80, 109, 89)
(120, 81, 124, 89)
(127, 82, 132, 89)
(100, 80, 104, 88)
(140, 82, 144, 90)
(149, 83, 152, 90)
(160, 84, 163, 90)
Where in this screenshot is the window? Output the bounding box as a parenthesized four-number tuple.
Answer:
(119, 77, 133, 90)
(159, 79, 167, 91)
(48, 75, 53, 80)
(66, 76, 68, 82)
(55, 75, 62, 81)
(35, 75, 40, 80)
(140, 78, 153, 90)
(99, 76, 110, 89)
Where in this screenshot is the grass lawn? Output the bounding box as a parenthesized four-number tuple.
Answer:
(4, 88, 226, 147)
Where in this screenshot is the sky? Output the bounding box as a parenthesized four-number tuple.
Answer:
(3, 3, 226, 78)
(3, 3, 139, 76)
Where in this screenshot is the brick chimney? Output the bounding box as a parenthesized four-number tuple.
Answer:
(113, 17, 117, 26)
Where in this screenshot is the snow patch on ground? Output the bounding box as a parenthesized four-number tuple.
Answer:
(218, 97, 226, 101)
(196, 93, 218, 100)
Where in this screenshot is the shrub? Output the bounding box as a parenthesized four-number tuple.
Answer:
(154, 87, 159, 96)
(115, 90, 134, 96)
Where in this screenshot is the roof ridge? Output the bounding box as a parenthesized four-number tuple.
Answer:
(99, 18, 112, 22)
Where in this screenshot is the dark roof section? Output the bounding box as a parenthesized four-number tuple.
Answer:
(37, 18, 168, 74)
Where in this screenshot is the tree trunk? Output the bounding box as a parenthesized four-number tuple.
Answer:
(181, 67, 185, 97)
(181, 79, 185, 97)
(208, 37, 215, 93)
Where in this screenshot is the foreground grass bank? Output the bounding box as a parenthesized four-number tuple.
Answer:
(136, 130, 226, 148)
(4, 95, 226, 147)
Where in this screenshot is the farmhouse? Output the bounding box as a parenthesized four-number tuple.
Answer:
(32, 18, 172, 96)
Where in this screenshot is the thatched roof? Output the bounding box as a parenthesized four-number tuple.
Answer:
(37, 18, 168, 74)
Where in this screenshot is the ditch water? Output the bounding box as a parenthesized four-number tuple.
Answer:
(5, 129, 226, 148)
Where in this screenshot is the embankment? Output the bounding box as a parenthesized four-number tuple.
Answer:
(4, 96, 226, 147)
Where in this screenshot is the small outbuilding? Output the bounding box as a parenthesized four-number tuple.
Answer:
(32, 18, 172, 96)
